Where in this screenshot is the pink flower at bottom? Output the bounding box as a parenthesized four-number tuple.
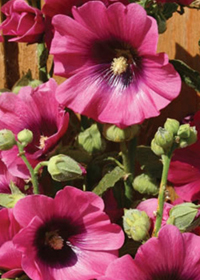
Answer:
(0, 208, 23, 278)
(98, 225, 200, 280)
(12, 186, 124, 280)
(51, 2, 181, 128)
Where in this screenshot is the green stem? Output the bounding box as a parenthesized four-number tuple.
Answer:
(120, 140, 137, 207)
(120, 141, 132, 174)
(17, 143, 40, 194)
(34, 161, 49, 176)
(153, 153, 172, 237)
(37, 42, 49, 82)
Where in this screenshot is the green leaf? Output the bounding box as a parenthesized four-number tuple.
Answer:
(162, 3, 178, 19)
(170, 59, 200, 92)
(93, 166, 125, 196)
(136, 146, 162, 178)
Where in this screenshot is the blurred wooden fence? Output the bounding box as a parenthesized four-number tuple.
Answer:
(0, 2, 199, 139)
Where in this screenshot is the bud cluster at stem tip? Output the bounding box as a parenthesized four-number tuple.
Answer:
(151, 118, 197, 156)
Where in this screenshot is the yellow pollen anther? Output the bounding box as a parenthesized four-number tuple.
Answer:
(111, 56, 128, 75)
(45, 231, 64, 250)
(39, 135, 48, 149)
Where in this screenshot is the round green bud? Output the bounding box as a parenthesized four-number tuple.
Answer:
(123, 209, 151, 242)
(151, 139, 165, 156)
(78, 124, 106, 154)
(47, 154, 83, 182)
(167, 202, 198, 232)
(164, 118, 180, 136)
(0, 129, 16, 150)
(17, 129, 33, 146)
(154, 127, 174, 150)
(178, 126, 197, 148)
(177, 124, 191, 139)
(102, 124, 140, 143)
(133, 173, 159, 196)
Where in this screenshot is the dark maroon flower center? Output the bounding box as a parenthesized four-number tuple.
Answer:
(152, 268, 198, 280)
(34, 217, 85, 267)
(91, 39, 142, 88)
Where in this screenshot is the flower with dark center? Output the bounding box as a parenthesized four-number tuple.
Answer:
(0, 79, 69, 179)
(51, 2, 181, 128)
(98, 225, 200, 280)
(12, 186, 124, 280)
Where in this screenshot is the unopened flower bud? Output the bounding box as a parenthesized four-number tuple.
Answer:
(154, 127, 174, 150)
(177, 124, 191, 138)
(123, 209, 151, 241)
(167, 203, 199, 232)
(47, 154, 83, 182)
(178, 127, 197, 148)
(78, 124, 106, 154)
(151, 139, 165, 156)
(133, 173, 159, 196)
(103, 124, 139, 142)
(17, 129, 33, 146)
(0, 129, 16, 150)
(164, 118, 180, 136)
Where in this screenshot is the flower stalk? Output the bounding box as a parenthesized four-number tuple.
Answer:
(153, 153, 172, 237)
(17, 142, 40, 194)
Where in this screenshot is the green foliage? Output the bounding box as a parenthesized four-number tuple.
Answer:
(93, 166, 125, 196)
(170, 59, 200, 92)
(77, 123, 106, 154)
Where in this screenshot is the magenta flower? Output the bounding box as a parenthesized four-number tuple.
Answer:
(42, 0, 128, 18)
(137, 198, 172, 230)
(0, 78, 69, 178)
(98, 225, 200, 280)
(0, 158, 25, 193)
(12, 186, 124, 280)
(51, 2, 181, 128)
(0, 0, 45, 43)
(42, 0, 128, 49)
(0, 208, 23, 279)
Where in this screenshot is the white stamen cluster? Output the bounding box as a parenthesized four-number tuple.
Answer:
(111, 56, 128, 75)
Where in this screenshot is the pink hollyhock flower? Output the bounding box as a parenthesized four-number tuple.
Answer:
(51, 2, 181, 128)
(0, 208, 23, 278)
(103, 189, 123, 223)
(12, 186, 124, 280)
(42, 0, 128, 18)
(0, 78, 69, 179)
(98, 225, 200, 280)
(0, 158, 25, 193)
(137, 198, 172, 230)
(0, 0, 45, 43)
(168, 111, 200, 201)
(42, 0, 128, 49)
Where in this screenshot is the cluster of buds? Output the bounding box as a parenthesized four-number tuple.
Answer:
(0, 128, 34, 151)
(151, 118, 197, 156)
(123, 209, 151, 242)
